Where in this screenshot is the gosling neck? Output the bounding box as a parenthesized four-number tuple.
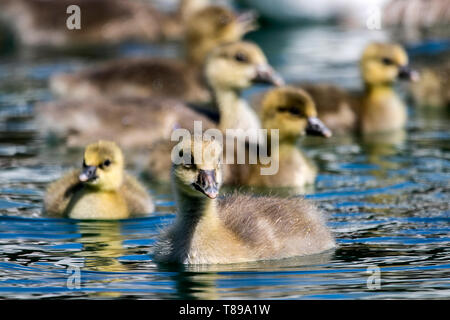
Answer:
(212, 86, 248, 128)
(275, 132, 300, 146)
(360, 81, 407, 133)
(213, 86, 243, 111)
(172, 177, 218, 223)
(363, 82, 397, 101)
(256, 132, 298, 172)
(267, 131, 300, 152)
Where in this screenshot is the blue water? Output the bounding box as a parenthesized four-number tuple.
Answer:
(0, 22, 449, 299)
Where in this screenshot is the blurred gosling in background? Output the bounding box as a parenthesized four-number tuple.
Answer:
(37, 41, 282, 149)
(145, 41, 283, 181)
(0, 0, 212, 47)
(410, 60, 449, 109)
(298, 42, 419, 135)
(50, 5, 257, 104)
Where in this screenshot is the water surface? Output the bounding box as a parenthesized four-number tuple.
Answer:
(0, 23, 449, 299)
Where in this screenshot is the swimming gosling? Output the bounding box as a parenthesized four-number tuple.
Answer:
(298, 42, 419, 134)
(153, 136, 335, 264)
(37, 41, 282, 151)
(143, 41, 283, 181)
(227, 86, 332, 188)
(44, 140, 154, 219)
(0, 0, 215, 47)
(49, 6, 257, 104)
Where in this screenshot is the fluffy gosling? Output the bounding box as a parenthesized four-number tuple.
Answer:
(227, 86, 331, 188)
(299, 42, 419, 134)
(44, 140, 154, 219)
(153, 136, 335, 264)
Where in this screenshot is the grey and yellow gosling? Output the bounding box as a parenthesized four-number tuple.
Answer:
(153, 136, 335, 264)
(36, 97, 216, 149)
(298, 42, 419, 135)
(44, 140, 154, 219)
(0, 0, 211, 47)
(410, 59, 449, 108)
(49, 5, 257, 103)
(144, 41, 283, 181)
(37, 41, 282, 151)
(226, 86, 331, 188)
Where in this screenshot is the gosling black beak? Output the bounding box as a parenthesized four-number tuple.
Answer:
(236, 10, 259, 33)
(398, 66, 420, 82)
(193, 170, 219, 199)
(79, 165, 97, 182)
(253, 64, 285, 87)
(306, 117, 332, 138)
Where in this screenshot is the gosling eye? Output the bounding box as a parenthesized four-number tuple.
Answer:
(98, 159, 111, 170)
(234, 52, 248, 63)
(381, 57, 395, 66)
(186, 154, 196, 168)
(277, 106, 303, 117)
(181, 152, 196, 169)
(289, 107, 302, 116)
(183, 162, 197, 169)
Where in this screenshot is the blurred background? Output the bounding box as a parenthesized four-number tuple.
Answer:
(0, 0, 448, 299)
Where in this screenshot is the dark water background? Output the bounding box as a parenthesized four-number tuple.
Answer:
(0, 19, 449, 299)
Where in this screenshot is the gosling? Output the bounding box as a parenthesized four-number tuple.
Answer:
(227, 86, 332, 188)
(410, 59, 449, 108)
(37, 41, 282, 149)
(0, 0, 210, 47)
(44, 140, 154, 219)
(49, 6, 257, 104)
(144, 41, 283, 181)
(153, 136, 335, 264)
(298, 42, 419, 135)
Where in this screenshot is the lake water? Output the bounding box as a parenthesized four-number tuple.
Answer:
(0, 22, 449, 299)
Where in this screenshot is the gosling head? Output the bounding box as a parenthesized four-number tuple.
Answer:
(360, 42, 419, 87)
(186, 6, 257, 64)
(79, 140, 124, 191)
(205, 41, 284, 91)
(172, 136, 223, 199)
(261, 87, 332, 141)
